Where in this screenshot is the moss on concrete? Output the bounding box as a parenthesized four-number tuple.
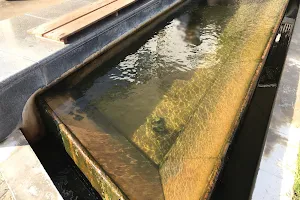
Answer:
(293, 149, 300, 200)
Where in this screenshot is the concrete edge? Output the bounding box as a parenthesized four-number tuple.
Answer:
(250, 6, 300, 200)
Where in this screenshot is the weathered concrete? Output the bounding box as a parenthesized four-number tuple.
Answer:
(0, 129, 62, 200)
(251, 8, 300, 200)
(0, 0, 188, 141)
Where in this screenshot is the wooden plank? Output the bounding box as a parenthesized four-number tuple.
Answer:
(28, 0, 117, 36)
(43, 0, 135, 42)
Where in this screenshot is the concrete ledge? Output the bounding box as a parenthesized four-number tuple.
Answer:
(0, 130, 62, 200)
(251, 8, 300, 200)
(0, 0, 186, 141)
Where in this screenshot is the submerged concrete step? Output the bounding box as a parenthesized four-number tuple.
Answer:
(42, 94, 164, 199)
(65, 124, 164, 200)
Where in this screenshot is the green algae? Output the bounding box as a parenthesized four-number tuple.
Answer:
(159, 0, 288, 199)
(293, 148, 300, 200)
(88, 5, 236, 165)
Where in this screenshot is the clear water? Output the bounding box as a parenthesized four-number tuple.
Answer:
(46, 3, 237, 163)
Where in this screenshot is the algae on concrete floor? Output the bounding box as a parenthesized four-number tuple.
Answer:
(160, 0, 288, 199)
(82, 4, 235, 165)
(41, 0, 288, 199)
(293, 148, 300, 200)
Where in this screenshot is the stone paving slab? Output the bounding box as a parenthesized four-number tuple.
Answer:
(0, 0, 99, 84)
(0, 0, 65, 21)
(0, 50, 34, 83)
(0, 15, 62, 64)
(26, 0, 94, 21)
(0, 171, 14, 200)
(0, 130, 62, 200)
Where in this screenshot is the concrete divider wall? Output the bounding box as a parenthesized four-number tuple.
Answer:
(0, 0, 187, 141)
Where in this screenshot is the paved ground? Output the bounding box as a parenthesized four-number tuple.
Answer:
(0, 172, 13, 200)
(0, 0, 64, 21)
(0, 130, 62, 200)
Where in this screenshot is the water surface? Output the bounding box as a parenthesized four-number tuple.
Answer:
(46, 3, 236, 164)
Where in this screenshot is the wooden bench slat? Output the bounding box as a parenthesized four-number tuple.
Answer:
(28, 0, 117, 36)
(43, 0, 135, 42)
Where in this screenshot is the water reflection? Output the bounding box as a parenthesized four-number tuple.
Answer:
(60, 4, 236, 165)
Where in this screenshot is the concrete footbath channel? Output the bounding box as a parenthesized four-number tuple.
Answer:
(29, 0, 291, 199)
(1, 0, 293, 199)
